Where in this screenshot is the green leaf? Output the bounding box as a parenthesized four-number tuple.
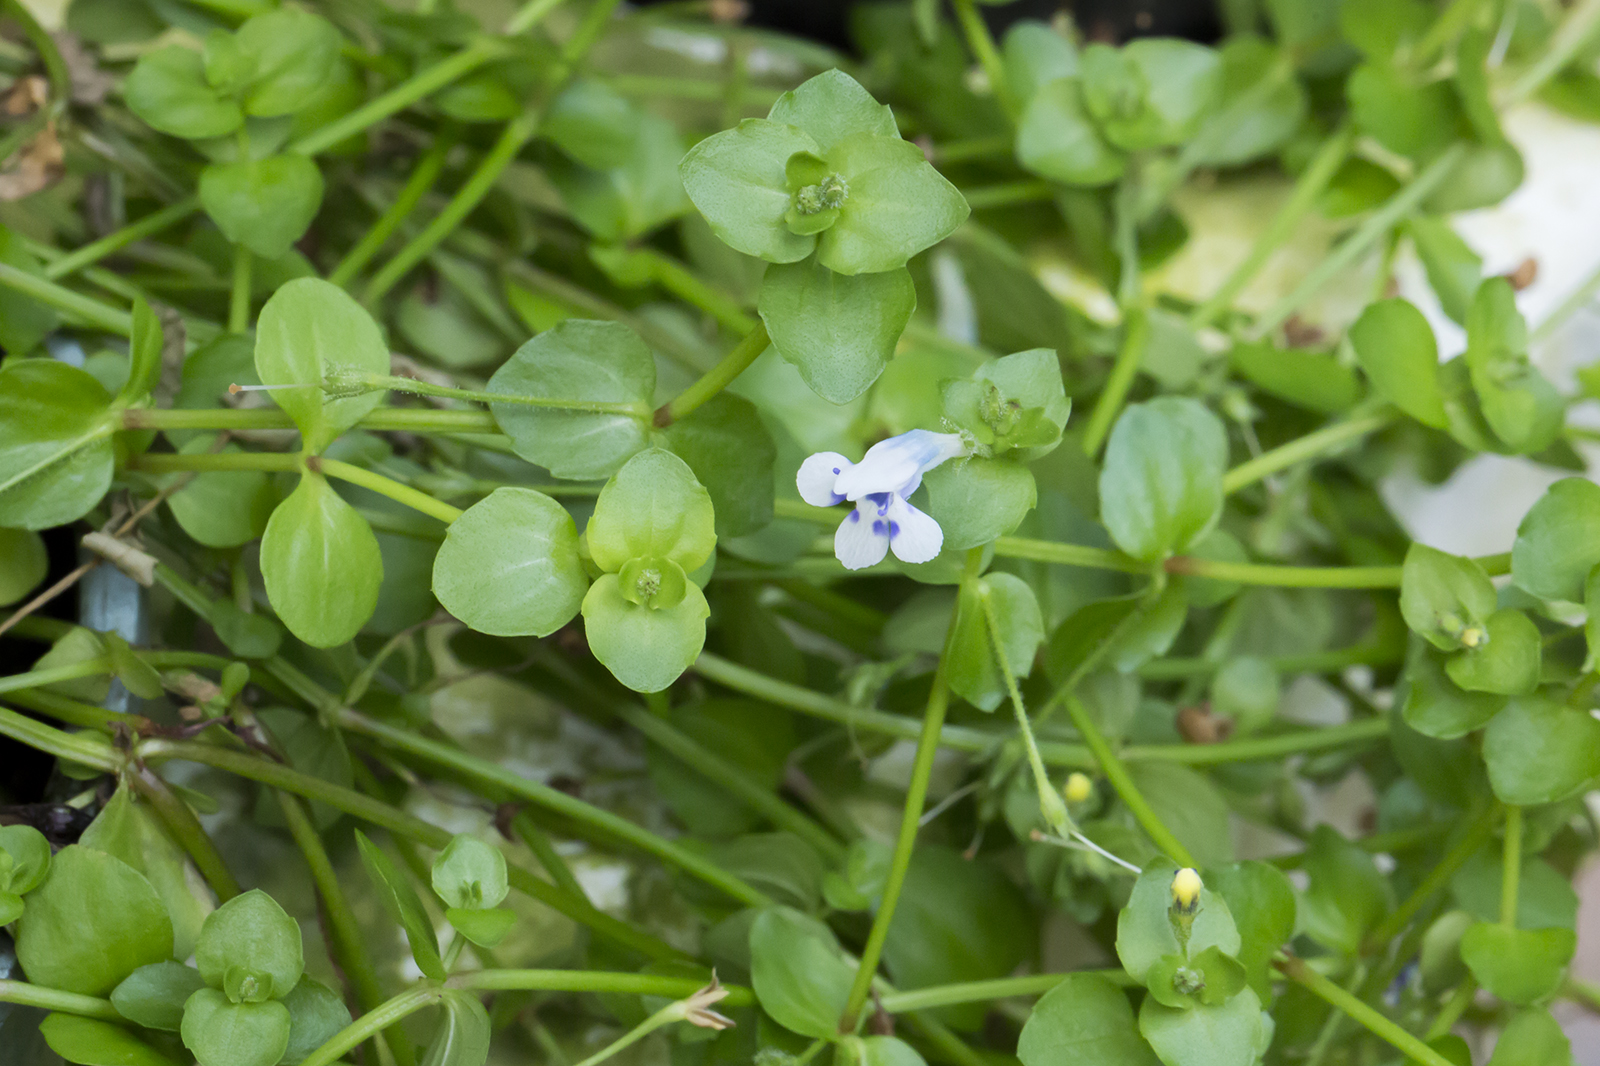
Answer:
(167, 439, 276, 549)
(433, 488, 588, 637)
(1486, 1009, 1574, 1066)
(278, 977, 351, 1066)
(1116, 859, 1241, 985)
(814, 133, 969, 275)
(103, 633, 164, 700)
(587, 448, 717, 573)
(113, 962, 207, 1032)
(432, 835, 509, 911)
(487, 320, 654, 481)
(768, 69, 899, 153)
(1512, 478, 1600, 603)
(543, 79, 644, 170)
(254, 277, 389, 453)
(1345, 63, 1462, 160)
(196, 889, 303, 1002)
(921, 458, 1037, 551)
(233, 9, 342, 117)
(581, 573, 710, 693)
(680, 118, 821, 263)
(39, 1014, 180, 1066)
(1146, 946, 1247, 1009)
(1459, 922, 1574, 1005)
(1298, 825, 1393, 955)
(254, 708, 353, 831)
(1443, 607, 1540, 695)
(1016, 78, 1125, 186)
(1207, 862, 1295, 999)
(1228, 340, 1361, 416)
(1098, 397, 1227, 561)
(749, 907, 854, 1039)
(199, 154, 324, 260)
(1452, 849, 1579, 932)
(663, 393, 777, 538)
(1081, 39, 1222, 151)
(1003, 22, 1079, 104)
(33, 626, 110, 703)
(0, 527, 47, 605)
(0, 824, 50, 895)
(124, 46, 243, 139)
(1018, 972, 1160, 1066)
(1340, 0, 1432, 57)
(117, 297, 164, 407)
(1126, 762, 1232, 867)
(758, 257, 916, 404)
(15, 846, 173, 995)
(941, 348, 1072, 459)
(1464, 278, 1563, 455)
(1407, 216, 1482, 325)
(420, 990, 490, 1066)
(354, 830, 446, 982)
(1138, 988, 1264, 1066)
(947, 572, 1045, 711)
(1208, 656, 1279, 735)
(80, 787, 210, 961)
(1347, 298, 1448, 428)
(1400, 544, 1497, 651)
(445, 907, 516, 948)
(0, 359, 116, 531)
(180, 989, 290, 1066)
(547, 112, 689, 242)
(1483, 696, 1600, 806)
(260, 472, 383, 647)
(1189, 37, 1305, 167)
(1401, 643, 1506, 740)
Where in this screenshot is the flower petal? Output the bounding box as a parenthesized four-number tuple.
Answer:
(797, 451, 851, 506)
(887, 495, 943, 564)
(834, 430, 967, 500)
(835, 502, 889, 570)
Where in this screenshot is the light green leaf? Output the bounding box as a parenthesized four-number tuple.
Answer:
(1298, 825, 1392, 955)
(749, 907, 854, 1039)
(1345, 63, 1462, 160)
(947, 572, 1044, 711)
(0, 527, 47, 605)
(680, 118, 821, 263)
(1207, 862, 1295, 1000)
(1138, 988, 1263, 1066)
(196, 890, 303, 1001)
(1483, 696, 1600, 806)
(1016, 78, 1125, 186)
(355, 830, 446, 982)
(759, 257, 916, 403)
(1460, 922, 1574, 1005)
(1018, 973, 1160, 1066)
(1443, 607, 1540, 695)
(234, 9, 342, 117)
(816, 133, 969, 275)
(586, 448, 716, 573)
(124, 46, 243, 139)
(1003, 22, 1079, 105)
(547, 112, 689, 241)
(662, 392, 777, 538)
(432, 835, 509, 911)
(767, 69, 898, 153)
(278, 976, 351, 1065)
(1465, 278, 1563, 455)
(1400, 544, 1498, 651)
(113, 962, 208, 1032)
(543, 79, 644, 170)
(1408, 216, 1482, 325)
(433, 488, 588, 637)
(1401, 644, 1506, 740)
(81, 788, 211, 961)
(0, 824, 50, 895)
(1127, 762, 1232, 867)
(1512, 478, 1600, 603)
(1189, 37, 1305, 167)
(1082, 39, 1222, 151)
(39, 1014, 180, 1066)
(1487, 1009, 1574, 1066)
(260, 472, 382, 647)
(1098, 397, 1227, 561)
(1347, 298, 1448, 428)
(921, 458, 1037, 551)
(445, 907, 516, 948)
(941, 348, 1072, 459)
(181, 989, 290, 1066)
(117, 297, 164, 407)
(166, 438, 276, 549)
(199, 154, 324, 260)
(1208, 656, 1279, 735)
(0, 359, 116, 531)
(1115, 859, 1241, 985)
(581, 573, 710, 693)
(420, 989, 490, 1066)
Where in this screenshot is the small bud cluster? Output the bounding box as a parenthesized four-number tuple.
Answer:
(794, 174, 848, 215)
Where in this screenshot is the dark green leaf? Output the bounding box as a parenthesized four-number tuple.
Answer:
(1483, 696, 1600, 806)
(199, 154, 324, 260)
(0, 360, 116, 531)
(1018, 973, 1160, 1066)
(758, 257, 917, 404)
(355, 830, 446, 982)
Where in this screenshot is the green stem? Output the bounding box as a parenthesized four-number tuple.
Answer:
(290, 38, 512, 156)
(877, 972, 1132, 1014)
(1189, 123, 1355, 329)
(961, 181, 1054, 210)
(0, 981, 121, 1021)
(2, 688, 144, 730)
(1360, 804, 1496, 954)
(1564, 977, 1600, 1015)
(1426, 976, 1477, 1039)
(1139, 641, 1399, 678)
(44, 198, 201, 280)
(1078, 308, 1149, 457)
(657, 322, 769, 426)
(298, 985, 444, 1066)
(1222, 409, 1397, 495)
(982, 587, 1068, 835)
(1163, 556, 1405, 589)
(1501, 804, 1521, 927)
(131, 767, 242, 901)
(333, 135, 458, 287)
(1251, 144, 1466, 339)
(0, 262, 133, 335)
(988, 534, 1148, 573)
(1063, 692, 1193, 866)
(372, 374, 649, 416)
(838, 554, 971, 1031)
(571, 1000, 693, 1066)
(131, 451, 302, 474)
(123, 406, 499, 435)
(1506, 0, 1600, 103)
(950, 0, 1017, 120)
(453, 970, 752, 1002)
(1276, 956, 1458, 1066)
(229, 245, 252, 333)
(337, 708, 769, 907)
(1414, 0, 1485, 63)
(312, 457, 465, 524)
(0, 0, 69, 102)
(510, 811, 588, 900)
(1534, 255, 1600, 342)
(506, 0, 567, 33)
(613, 245, 757, 334)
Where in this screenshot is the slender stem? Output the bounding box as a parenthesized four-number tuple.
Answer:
(510, 811, 588, 899)
(290, 38, 512, 156)
(311, 457, 465, 524)
(1163, 556, 1404, 589)
(1533, 254, 1600, 342)
(572, 1000, 696, 1066)
(1501, 805, 1521, 927)
(0, 981, 122, 1021)
(374, 374, 649, 416)
(1063, 692, 1193, 866)
(1138, 641, 1400, 678)
(130, 451, 302, 474)
(961, 181, 1054, 210)
(1250, 145, 1466, 339)
(229, 245, 252, 333)
(1506, 0, 1600, 103)
(453, 970, 751, 1003)
(331, 137, 456, 287)
(988, 535, 1149, 574)
(1079, 308, 1149, 457)
(1360, 804, 1496, 954)
(2, 687, 143, 730)
(1426, 976, 1477, 1039)
(1414, 0, 1486, 62)
(131, 768, 242, 901)
(877, 971, 1132, 1013)
(1277, 956, 1458, 1066)
(1189, 123, 1355, 329)
(299, 985, 444, 1066)
(621, 246, 756, 334)
(0, 0, 69, 102)
(838, 555, 971, 1030)
(982, 588, 1068, 835)
(44, 197, 201, 280)
(123, 406, 500, 434)
(1222, 409, 1397, 495)
(1565, 977, 1600, 1015)
(657, 322, 769, 426)
(506, 0, 567, 33)
(0, 261, 133, 335)
(950, 0, 1017, 119)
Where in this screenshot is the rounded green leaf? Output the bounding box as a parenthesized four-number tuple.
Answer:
(420, 989, 490, 1066)
(661, 393, 777, 538)
(1099, 397, 1227, 561)
(921, 457, 1037, 551)
(445, 906, 516, 948)
(15, 845, 174, 995)
(278, 976, 352, 1066)
(546, 112, 689, 242)
(200, 153, 324, 260)
(1460, 922, 1574, 1005)
(432, 834, 509, 910)
(544, 79, 645, 170)
(1082, 39, 1222, 151)
(1408, 215, 1482, 325)
(113, 962, 208, 1032)
(586, 448, 716, 573)
(1188, 37, 1305, 167)
(1207, 861, 1295, 1000)
(1018, 972, 1161, 1066)
(1443, 607, 1540, 695)
(946, 572, 1045, 711)
(181, 989, 291, 1066)
(124, 46, 243, 139)
(1138, 988, 1264, 1066)
(234, 9, 342, 117)
(749, 907, 854, 1039)
(1016, 78, 1125, 186)
(433, 488, 587, 637)
(487, 319, 654, 481)
(1345, 62, 1462, 160)
(767, 69, 899, 153)
(1298, 824, 1392, 954)
(581, 573, 710, 693)
(1487, 1009, 1572, 1066)
(196, 889, 303, 1000)
(1464, 278, 1563, 455)
(166, 439, 276, 548)
(254, 277, 389, 453)
(1401, 644, 1506, 740)
(39, 1014, 181, 1066)
(1400, 544, 1498, 651)
(1347, 298, 1448, 428)
(0, 824, 50, 894)
(815, 133, 969, 275)
(0, 359, 116, 531)
(1512, 477, 1600, 603)
(945, 348, 1072, 460)
(80, 784, 211, 961)
(1115, 859, 1241, 985)
(758, 257, 916, 403)
(1208, 656, 1279, 735)
(679, 118, 820, 263)
(1483, 696, 1600, 806)
(260, 472, 384, 648)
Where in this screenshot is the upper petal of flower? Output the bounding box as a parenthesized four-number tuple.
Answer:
(832, 430, 967, 500)
(797, 451, 852, 506)
(885, 494, 943, 564)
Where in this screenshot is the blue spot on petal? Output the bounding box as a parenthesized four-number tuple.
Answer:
(871, 520, 887, 536)
(846, 510, 860, 523)
(888, 521, 900, 538)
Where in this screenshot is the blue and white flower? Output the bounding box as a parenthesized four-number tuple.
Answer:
(797, 430, 969, 570)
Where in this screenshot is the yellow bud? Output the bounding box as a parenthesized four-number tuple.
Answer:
(1459, 626, 1486, 649)
(1171, 867, 1203, 912)
(1063, 772, 1093, 805)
